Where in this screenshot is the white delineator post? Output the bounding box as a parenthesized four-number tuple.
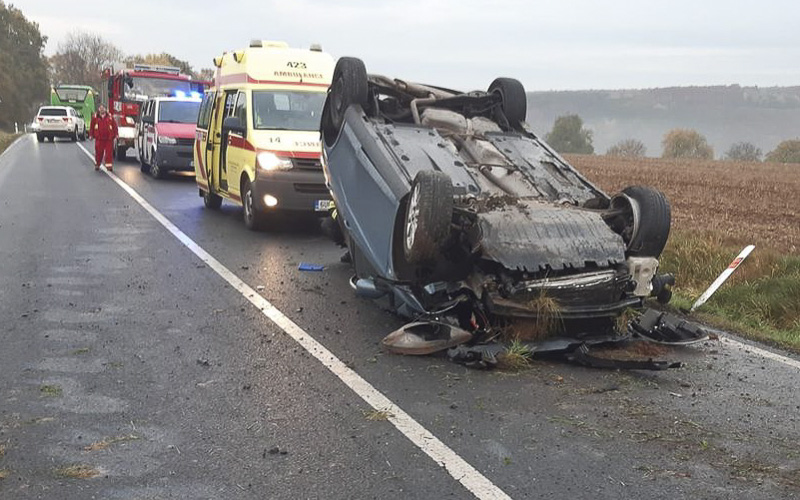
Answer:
(690, 244, 756, 312)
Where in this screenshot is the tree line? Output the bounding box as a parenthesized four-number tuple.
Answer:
(0, 3, 211, 131)
(545, 113, 800, 164)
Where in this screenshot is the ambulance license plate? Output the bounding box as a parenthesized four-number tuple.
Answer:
(314, 199, 334, 212)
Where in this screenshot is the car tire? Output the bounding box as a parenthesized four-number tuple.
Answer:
(139, 154, 150, 172)
(36, 133, 43, 143)
(150, 159, 163, 179)
(403, 170, 454, 264)
(71, 127, 78, 142)
(613, 186, 671, 257)
(322, 57, 368, 146)
(203, 189, 222, 210)
(489, 77, 527, 129)
(242, 179, 264, 231)
(116, 145, 127, 161)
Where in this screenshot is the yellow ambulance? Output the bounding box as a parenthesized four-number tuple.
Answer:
(194, 40, 335, 229)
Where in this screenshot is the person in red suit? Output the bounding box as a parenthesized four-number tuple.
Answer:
(88, 105, 118, 171)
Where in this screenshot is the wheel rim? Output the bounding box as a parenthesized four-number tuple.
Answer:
(151, 163, 159, 177)
(244, 187, 253, 222)
(405, 185, 421, 251)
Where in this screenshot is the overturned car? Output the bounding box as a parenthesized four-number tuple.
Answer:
(320, 57, 677, 358)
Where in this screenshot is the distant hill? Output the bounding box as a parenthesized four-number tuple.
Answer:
(525, 85, 800, 158)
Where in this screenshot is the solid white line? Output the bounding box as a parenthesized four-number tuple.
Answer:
(75, 142, 512, 499)
(719, 337, 800, 370)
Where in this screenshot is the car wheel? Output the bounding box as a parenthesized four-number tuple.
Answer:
(322, 57, 368, 146)
(610, 186, 671, 257)
(241, 179, 264, 230)
(403, 170, 454, 264)
(139, 153, 150, 172)
(150, 160, 163, 179)
(203, 189, 223, 210)
(489, 77, 527, 129)
(115, 144, 127, 161)
(36, 133, 43, 143)
(71, 127, 78, 142)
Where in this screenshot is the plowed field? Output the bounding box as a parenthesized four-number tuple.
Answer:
(566, 154, 800, 254)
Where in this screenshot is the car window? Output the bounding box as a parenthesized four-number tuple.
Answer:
(224, 91, 237, 118)
(197, 92, 214, 129)
(252, 91, 325, 131)
(39, 108, 67, 116)
(234, 92, 247, 124)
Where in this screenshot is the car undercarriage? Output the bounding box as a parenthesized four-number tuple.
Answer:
(320, 57, 704, 367)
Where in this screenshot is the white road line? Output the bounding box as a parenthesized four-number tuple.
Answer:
(74, 142, 512, 499)
(719, 337, 800, 370)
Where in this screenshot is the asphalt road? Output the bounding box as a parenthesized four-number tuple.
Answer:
(1, 134, 799, 499)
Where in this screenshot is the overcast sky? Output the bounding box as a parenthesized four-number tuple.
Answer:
(15, 0, 800, 91)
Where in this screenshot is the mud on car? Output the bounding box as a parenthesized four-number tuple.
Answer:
(320, 58, 675, 356)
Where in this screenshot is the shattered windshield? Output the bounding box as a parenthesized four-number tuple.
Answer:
(252, 91, 325, 132)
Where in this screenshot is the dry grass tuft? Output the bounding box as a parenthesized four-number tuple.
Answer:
(39, 385, 62, 397)
(496, 341, 532, 371)
(501, 292, 563, 342)
(55, 464, 100, 479)
(0, 469, 10, 480)
(84, 434, 139, 452)
(362, 409, 393, 421)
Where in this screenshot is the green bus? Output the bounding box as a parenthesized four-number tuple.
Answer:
(50, 85, 97, 124)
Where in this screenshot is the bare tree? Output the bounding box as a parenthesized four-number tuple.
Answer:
(197, 68, 215, 81)
(124, 52, 194, 76)
(49, 31, 123, 89)
(606, 139, 646, 158)
(724, 141, 762, 162)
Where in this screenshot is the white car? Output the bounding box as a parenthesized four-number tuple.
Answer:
(35, 106, 86, 142)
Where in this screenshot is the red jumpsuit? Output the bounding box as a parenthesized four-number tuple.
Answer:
(89, 112, 118, 170)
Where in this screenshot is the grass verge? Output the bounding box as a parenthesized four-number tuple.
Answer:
(0, 132, 21, 156)
(660, 230, 800, 352)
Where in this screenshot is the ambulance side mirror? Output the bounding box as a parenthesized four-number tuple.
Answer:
(222, 116, 246, 138)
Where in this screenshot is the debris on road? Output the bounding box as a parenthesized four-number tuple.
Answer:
(298, 262, 324, 272)
(382, 322, 473, 355)
(630, 309, 710, 344)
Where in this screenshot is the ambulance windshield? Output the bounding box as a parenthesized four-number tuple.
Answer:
(252, 91, 325, 132)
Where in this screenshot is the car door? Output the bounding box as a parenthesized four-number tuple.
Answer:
(195, 91, 215, 187)
(226, 90, 248, 197)
(135, 100, 148, 159)
(214, 90, 238, 193)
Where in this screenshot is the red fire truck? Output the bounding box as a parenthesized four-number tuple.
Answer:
(100, 64, 208, 160)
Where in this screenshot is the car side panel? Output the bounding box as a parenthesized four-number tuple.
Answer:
(325, 108, 405, 279)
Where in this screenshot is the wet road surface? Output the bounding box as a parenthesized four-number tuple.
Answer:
(1, 134, 799, 499)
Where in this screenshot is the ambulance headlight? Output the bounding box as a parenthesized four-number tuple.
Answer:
(158, 135, 177, 145)
(257, 152, 293, 171)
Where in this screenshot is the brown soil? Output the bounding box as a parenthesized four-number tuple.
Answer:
(566, 154, 800, 254)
